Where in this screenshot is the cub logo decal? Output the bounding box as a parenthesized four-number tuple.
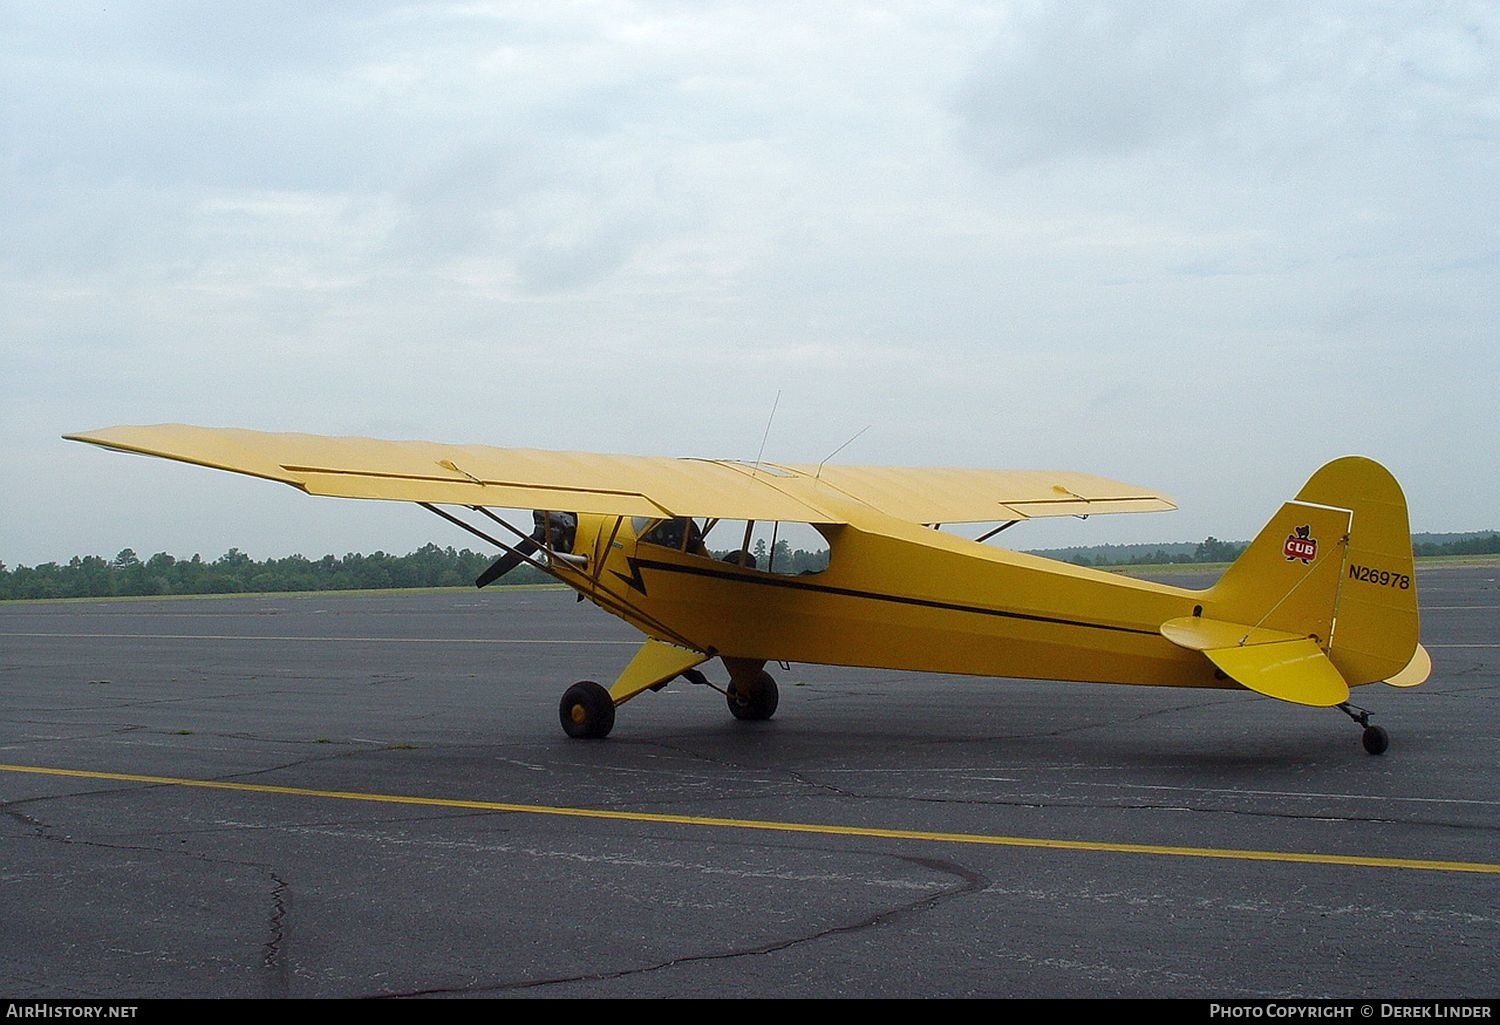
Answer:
(1283, 524, 1317, 564)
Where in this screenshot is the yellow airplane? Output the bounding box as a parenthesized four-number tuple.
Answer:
(66, 424, 1430, 754)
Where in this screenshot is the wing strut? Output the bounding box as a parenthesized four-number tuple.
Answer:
(418, 503, 561, 586)
(974, 521, 1020, 543)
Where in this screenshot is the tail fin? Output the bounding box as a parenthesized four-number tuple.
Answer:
(1206, 456, 1421, 688)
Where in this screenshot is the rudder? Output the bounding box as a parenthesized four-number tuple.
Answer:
(1295, 456, 1421, 686)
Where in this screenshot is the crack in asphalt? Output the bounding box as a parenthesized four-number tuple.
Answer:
(1430, 672, 1495, 689)
(9, 745, 1489, 835)
(1, 801, 50, 835)
(0, 688, 311, 714)
(3, 802, 296, 997)
(0, 745, 384, 816)
(780, 769, 859, 798)
(6, 763, 1493, 997)
(370, 853, 989, 998)
(209, 746, 414, 781)
(569, 784, 1497, 832)
(244, 820, 943, 894)
(845, 792, 1500, 831)
(470, 759, 1496, 832)
(0, 720, 150, 740)
(263, 871, 289, 997)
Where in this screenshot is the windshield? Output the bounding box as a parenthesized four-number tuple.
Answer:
(633, 517, 829, 575)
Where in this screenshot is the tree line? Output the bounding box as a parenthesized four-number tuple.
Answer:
(0, 544, 549, 601)
(1, 533, 1494, 601)
(1412, 534, 1500, 557)
(1056, 536, 1248, 568)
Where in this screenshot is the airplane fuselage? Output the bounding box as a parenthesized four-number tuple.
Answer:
(553, 510, 1228, 692)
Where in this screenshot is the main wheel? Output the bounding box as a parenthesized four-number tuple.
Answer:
(560, 680, 615, 739)
(726, 670, 779, 721)
(1362, 724, 1389, 755)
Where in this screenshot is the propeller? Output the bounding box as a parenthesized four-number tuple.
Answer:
(475, 510, 577, 588)
(474, 535, 540, 588)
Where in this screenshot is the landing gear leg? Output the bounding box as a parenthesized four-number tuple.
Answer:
(1337, 701, 1389, 756)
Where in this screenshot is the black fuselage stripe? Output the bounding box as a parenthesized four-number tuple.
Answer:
(629, 558, 1158, 637)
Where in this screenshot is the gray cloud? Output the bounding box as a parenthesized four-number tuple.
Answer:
(955, 2, 1250, 169)
(3, 2, 1496, 566)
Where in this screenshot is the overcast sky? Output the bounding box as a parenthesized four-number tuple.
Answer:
(3, 1, 1496, 567)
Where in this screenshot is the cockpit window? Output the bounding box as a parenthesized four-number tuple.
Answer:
(635, 516, 830, 575)
(637, 517, 707, 554)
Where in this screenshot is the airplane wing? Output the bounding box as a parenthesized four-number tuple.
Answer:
(65, 424, 1175, 526)
(782, 463, 1175, 524)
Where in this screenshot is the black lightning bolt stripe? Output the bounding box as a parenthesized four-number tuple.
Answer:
(611, 559, 650, 595)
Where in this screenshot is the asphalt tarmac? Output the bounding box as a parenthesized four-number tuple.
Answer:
(1, 566, 1496, 1000)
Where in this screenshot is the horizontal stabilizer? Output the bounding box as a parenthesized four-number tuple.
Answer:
(1161, 616, 1349, 707)
(1201, 639, 1350, 707)
(1160, 615, 1309, 651)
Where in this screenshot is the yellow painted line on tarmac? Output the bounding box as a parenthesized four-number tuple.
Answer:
(4, 763, 1497, 876)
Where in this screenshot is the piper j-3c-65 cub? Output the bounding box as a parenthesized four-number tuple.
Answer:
(66, 425, 1431, 754)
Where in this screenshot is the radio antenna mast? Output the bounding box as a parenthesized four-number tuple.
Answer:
(752, 390, 781, 477)
(817, 425, 870, 479)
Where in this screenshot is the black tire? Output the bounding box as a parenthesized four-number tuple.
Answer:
(726, 670, 779, 721)
(1362, 724, 1389, 756)
(560, 680, 615, 739)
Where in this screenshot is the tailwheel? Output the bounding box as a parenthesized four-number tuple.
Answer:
(726, 669, 779, 722)
(1337, 701, 1388, 756)
(560, 680, 615, 739)
(1362, 725, 1390, 756)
